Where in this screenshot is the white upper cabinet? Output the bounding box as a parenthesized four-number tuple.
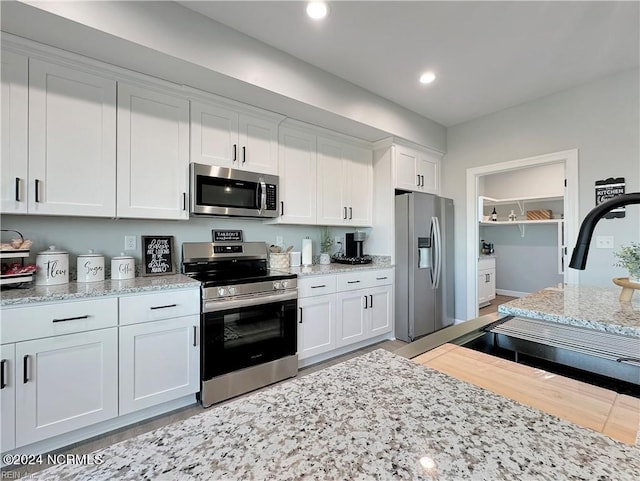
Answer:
(28, 58, 117, 217)
(275, 125, 317, 224)
(393, 143, 441, 195)
(317, 136, 373, 226)
(1, 50, 28, 214)
(190, 98, 280, 175)
(117, 82, 189, 220)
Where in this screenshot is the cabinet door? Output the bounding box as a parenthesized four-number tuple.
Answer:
(119, 316, 199, 415)
(277, 127, 317, 224)
(478, 269, 491, 306)
(239, 113, 279, 175)
(368, 285, 393, 336)
(29, 59, 116, 217)
(336, 290, 367, 347)
(418, 150, 440, 195)
(1, 50, 28, 214)
(117, 82, 189, 219)
(344, 144, 373, 226)
(317, 136, 347, 225)
(14, 328, 118, 447)
(190, 100, 239, 169)
(487, 268, 496, 301)
(298, 294, 337, 360)
(394, 145, 420, 192)
(1, 344, 16, 452)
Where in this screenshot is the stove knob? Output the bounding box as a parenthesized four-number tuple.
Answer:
(273, 281, 282, 290)
(228, 286, 237, 296)
(281, 280, 289, 289)
(217, 287, 227, 297)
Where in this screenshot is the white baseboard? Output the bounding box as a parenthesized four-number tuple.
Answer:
(496, 289, 529, 298)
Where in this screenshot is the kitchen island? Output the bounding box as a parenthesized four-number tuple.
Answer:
(21, 349, 640, 480)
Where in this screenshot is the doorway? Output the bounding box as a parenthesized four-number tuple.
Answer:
(465, 149, 579, 319)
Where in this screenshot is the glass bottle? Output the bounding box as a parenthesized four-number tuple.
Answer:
(491, 207, 497, 221)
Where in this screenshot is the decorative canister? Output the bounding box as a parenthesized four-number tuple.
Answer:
(35, 246, 69, 286)
(76, 250, 105, 283)
(269, 252, 290, 270)
(111, 253, 135, 280)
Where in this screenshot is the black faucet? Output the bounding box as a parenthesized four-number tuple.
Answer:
(569, 192, 640, 270)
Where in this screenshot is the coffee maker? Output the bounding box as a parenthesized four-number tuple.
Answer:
(337, 231, 372, 264)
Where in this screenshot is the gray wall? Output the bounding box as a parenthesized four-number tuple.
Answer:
(444, 68, 640, 320)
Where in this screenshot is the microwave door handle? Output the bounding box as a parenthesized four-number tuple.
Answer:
(258, 180, 267, 213)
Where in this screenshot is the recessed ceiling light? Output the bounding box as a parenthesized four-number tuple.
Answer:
(419, 72, 436, 84)
(306, 2, 328, 20)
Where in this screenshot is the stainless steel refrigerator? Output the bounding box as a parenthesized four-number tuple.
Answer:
(395, 192, 455, 341)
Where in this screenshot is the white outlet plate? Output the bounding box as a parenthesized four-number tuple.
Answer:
(335, 236, 342, 245)
(275, 236, 284, 246)
(124, 236, 136, 251)
(595, 235, 614, 249)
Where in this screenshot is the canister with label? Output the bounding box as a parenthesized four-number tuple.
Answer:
(35, 246, 69, 286)
(77, 250, 105, 283)
(111, 253, 135, 280)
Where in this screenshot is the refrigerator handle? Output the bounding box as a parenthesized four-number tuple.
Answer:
(432, 216, 442, 288)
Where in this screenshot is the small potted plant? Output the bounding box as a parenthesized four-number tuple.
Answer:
(614, 242, 640, 284)
(319, 226, 333, 265)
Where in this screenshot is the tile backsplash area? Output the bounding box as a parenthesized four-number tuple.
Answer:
(3, 215, 376, 273)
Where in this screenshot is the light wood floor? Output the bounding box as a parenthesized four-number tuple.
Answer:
(414, 343, 640, 445)
(479, 294, 517, 316)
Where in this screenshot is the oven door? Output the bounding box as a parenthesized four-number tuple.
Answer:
(202, 291, 297, 380)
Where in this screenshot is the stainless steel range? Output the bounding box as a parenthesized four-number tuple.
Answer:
(182, 241, 298, 407)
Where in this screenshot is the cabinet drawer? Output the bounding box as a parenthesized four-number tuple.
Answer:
(119, 288, 200, 325)
(478, 257, 496, 270)
(336, 268, 394, 292)
(297, 275, 337, 298)
(2, 298, 118, 343)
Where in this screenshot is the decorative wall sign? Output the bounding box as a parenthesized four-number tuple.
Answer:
(141, 236, 176, 276)
(213, 230, 243, 242)
(595, 177, 626, 219)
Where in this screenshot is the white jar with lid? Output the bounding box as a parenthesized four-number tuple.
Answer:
(77, 250, 105, 283)
(35, 246, 69, 286)
(111, 253, 135, 280)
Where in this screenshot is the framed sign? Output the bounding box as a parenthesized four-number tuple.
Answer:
(213, 229, 243, 242)
(595, 177, 625, 219)
(141, 236, 176, 276)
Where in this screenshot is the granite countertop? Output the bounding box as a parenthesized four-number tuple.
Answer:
(28, 349, 640, 480)
(289, 259, 393, 277)
(0, 274, 200, 307)
(498, 284, 640, 338)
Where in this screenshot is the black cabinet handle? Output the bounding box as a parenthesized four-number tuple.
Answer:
(183, 192, 187, 211)
(347, 280, 360, 284)
(310, 284, 326, 289)
(349, 207, 352, 219)
(35, 179, 41, 203)
(422, 175, 425, 187)
(280, 201, 284, 216)
(299, 306, 303, 324)
(1, 359, 6, 389)
(370, 294, 373, 308)
(15, 177, 21, 202)
(376, 277, 388, 280)
(150, 304, 177, 310)
(52, 315, 89, 323)
(233, 144, 237, 162)
(364, 296, 368, 309)
(23, 355, 29, 384)
(242, 146, 246, 164)
(193, 326, 197, 347)
(343, 207, 347, 219)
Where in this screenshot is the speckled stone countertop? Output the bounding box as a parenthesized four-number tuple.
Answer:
(289, 257, 392, 277)
(0, 274, 200, 307)
(29, 349, 639, 480)
(498, 284, 640, 338)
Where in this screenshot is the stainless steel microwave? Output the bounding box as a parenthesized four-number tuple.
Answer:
(189, 163, 279, 218)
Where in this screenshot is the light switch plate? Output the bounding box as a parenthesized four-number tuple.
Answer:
(595, 235, 614, 249)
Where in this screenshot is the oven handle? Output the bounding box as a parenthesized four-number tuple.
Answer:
(203, 290, 297, 313)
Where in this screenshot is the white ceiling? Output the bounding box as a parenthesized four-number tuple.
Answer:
(178, 1, 640, 127)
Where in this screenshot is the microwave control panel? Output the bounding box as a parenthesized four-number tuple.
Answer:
(265, 184, 277, 210)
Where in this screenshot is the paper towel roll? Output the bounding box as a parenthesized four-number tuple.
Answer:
(418, 248, 429, 268)
(302, 238, 313, 266)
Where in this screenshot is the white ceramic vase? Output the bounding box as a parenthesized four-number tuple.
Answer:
(319, 253, 331, 265)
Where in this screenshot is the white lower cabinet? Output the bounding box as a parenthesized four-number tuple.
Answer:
(1, 343, 16, 452)
(478, 257, 496, 307)
(297, 268, 394, 363)
(14, 328, 118, 448)
(297, 294, 337, 360)
(119, 316, 199, 415)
